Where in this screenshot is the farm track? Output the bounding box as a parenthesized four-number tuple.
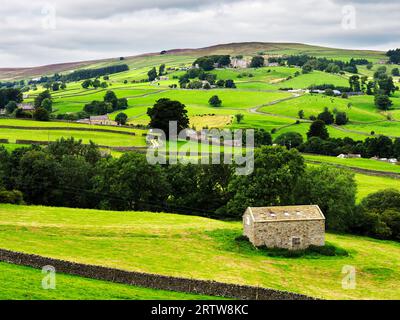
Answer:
(305, 159, 400, 179)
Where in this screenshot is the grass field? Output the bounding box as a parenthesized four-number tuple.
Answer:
(304, 154, 400, 174)
(0, 128, 146, 147)
(354, 174, 400, 200)
(0, 204, 399, 300)
(0, 261, 220, 300)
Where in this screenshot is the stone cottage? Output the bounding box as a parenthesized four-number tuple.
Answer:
(243, 205, 325, 250)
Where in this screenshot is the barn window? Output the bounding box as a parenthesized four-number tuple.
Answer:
(292, 237, 301, 246)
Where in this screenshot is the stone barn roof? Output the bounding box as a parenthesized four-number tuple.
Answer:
(245, 205, 325, 223)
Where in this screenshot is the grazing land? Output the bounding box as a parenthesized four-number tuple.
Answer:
(0, 261, 220, 300)
(0, 204, 399, 300)
(304, 154, 400, 174)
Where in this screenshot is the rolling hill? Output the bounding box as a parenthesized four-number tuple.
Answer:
(0, 42, 386, 81)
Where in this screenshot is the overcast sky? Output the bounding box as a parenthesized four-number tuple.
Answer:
(0, 0, 399, 67)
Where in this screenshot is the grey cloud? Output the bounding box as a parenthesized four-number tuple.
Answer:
(0, 0, 399, 67)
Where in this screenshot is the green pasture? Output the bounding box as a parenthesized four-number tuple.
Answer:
(0, 204, 399, 300)
(0, 261, 219, 300)
(260, 94, 385, 123)
(0, 128, 146, 147)
(304, 154, 400, 174)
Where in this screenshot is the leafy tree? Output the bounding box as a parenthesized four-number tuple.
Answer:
(92, 79, 101, 89)
(364, 135, 393, 158)
(47, 138, 101, 165)
(250, 56, 265, 68)
(392, 68, 400, 76)
(302, 61, 314, 74)
(325, 63, 340, 73)
(274, 132, 303, 149)
(225, 146, 305, 217)
(117, 98, 128, 110)
(115, 112, 128, 125)
(354, 189, 400, 240)
(15, 150, 59, 205)
(41, 98, 53, 112)
(377, 75, 397, 95)
(81, 79, 93, 89)
(60, 82, 67, 90)
(147, 99, 189, 138)
(56, 155, 95, 208)
(335, 111, 349, 125)
(84, 101, 113, 115)
(5, 101, 18, 114)
(166, 163, 233, 215)
(393, 138, 400, 159)
(104, 90, 118, 109)
(294, 165, 357, 232)
(52, 82, 60, 91)
(33, 107, 50, 121)
(386, 49, 400, 64)
(298, 109, 305, 119)
(235, 113, 244, 124)
(0, 88, 23, 108)
(349, 75, 361, 92)
(34, 90, 52, 108)
(216, 79, 225, 87)
(317, 107, 335, 124)
(375, 94, 393, 110)
(148, 67, 158, 82)
(253, 129, 272, 147)
(159, 64, 166, 76)
(307, 120, 329, 140)
(101, 82, 108, 88)
(92, 152, 170, 211)
(225, 79, 236, 88)
(208, 95, 222, 107)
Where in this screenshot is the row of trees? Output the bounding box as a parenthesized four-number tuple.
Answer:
(33, 65, 129, 84)
(81, 78, 108, 89)
(178, 67, 236, 89)
(147, 64, 166, 82)
(192, 55, 231, 71)
(269, 54, 362, 74)
(1, 139, 396, 240)
(84, 90, 128, 115)
(386, 49, 400, 64)
(291, 120, 400, 159)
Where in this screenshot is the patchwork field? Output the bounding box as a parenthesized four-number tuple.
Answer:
(0, 204, 399, 300)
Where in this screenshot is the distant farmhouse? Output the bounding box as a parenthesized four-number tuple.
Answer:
(77, 115, 116, 126)
(18, 103, 35, 111)
(243, 205, 325, 250)
(231, 58, 249, 69)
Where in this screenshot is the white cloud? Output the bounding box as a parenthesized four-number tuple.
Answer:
(0, 0, 399, 67)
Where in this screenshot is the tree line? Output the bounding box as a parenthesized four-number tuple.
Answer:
(0, 138, 398, 241)
(269, 54, 363, 74)
(31, 64, 129, 84)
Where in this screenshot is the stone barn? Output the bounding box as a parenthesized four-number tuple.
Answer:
(243, 205, 325, 250)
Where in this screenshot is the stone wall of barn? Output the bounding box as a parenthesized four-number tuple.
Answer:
(249, 220, 325, 250)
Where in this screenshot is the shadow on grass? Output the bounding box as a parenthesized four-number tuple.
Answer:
(205, 229, 349, 259)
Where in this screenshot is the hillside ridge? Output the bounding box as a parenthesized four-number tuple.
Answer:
(0, 42, 385, 81)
